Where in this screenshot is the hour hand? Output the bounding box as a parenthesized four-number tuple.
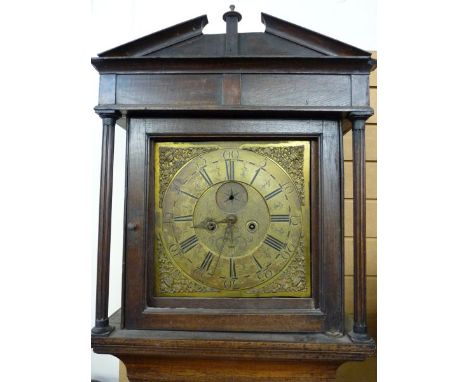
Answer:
(191, 218, 225, 230)
(191, 223, 210, 229)
(191, 218, 214, 230)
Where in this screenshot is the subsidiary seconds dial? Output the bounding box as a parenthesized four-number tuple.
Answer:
(160, 148, 303, 291)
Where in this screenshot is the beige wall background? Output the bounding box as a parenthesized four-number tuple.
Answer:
(120, 52, 377, 382)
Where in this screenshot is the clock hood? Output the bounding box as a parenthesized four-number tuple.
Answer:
(92, 9, 376, 74)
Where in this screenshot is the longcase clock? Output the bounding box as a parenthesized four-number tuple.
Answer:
(91, 7, 376, 382)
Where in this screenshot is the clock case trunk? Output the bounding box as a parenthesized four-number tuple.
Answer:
(123, 117, 341, 333)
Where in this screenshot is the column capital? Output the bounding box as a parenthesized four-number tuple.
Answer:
(94, 108, 122, 121)
(348, 110, 373, 122)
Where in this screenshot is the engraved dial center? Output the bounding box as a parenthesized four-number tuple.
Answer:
(193, 181, 270, 258)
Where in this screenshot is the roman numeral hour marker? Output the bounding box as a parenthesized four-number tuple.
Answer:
(264, 234, 286, 251)
(270, 214, 290, 223)
(225, 160, 235, 180)
(179, 235, 198, 253)
(264, 187, 282, 201)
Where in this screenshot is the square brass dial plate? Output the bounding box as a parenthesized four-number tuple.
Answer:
(154, 141, 311, 298)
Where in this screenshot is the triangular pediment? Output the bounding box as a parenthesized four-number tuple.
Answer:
(260, 13, 370, 57)
(98, 15, 209, 57)
(98, 12, 370, 58)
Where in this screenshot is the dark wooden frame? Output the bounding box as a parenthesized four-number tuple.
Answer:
(120, 117, 343, 333)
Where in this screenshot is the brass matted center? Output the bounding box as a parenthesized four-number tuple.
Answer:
(193, 180, 270, 259)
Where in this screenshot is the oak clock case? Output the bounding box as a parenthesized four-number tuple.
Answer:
(92, 8, 376, 382)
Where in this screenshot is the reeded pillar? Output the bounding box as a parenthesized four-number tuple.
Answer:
(348, 111, 373, 341)
(92, 109, 121, 336)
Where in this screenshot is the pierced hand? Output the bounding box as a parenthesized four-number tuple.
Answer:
(219, 223, 233, 254)
(191, 222, 213, 230)
(192, 216, 237, 230)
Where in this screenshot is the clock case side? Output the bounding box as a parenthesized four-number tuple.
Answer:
(121, 117, 343, 333)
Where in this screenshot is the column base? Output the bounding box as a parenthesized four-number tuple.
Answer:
(91, 319, 115, 337)
(348, 331, 374, 344)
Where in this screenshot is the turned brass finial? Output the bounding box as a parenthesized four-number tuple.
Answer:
(230, 5, 235, 11)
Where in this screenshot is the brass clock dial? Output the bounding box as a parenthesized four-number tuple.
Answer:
(155, 141, 310, 297)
